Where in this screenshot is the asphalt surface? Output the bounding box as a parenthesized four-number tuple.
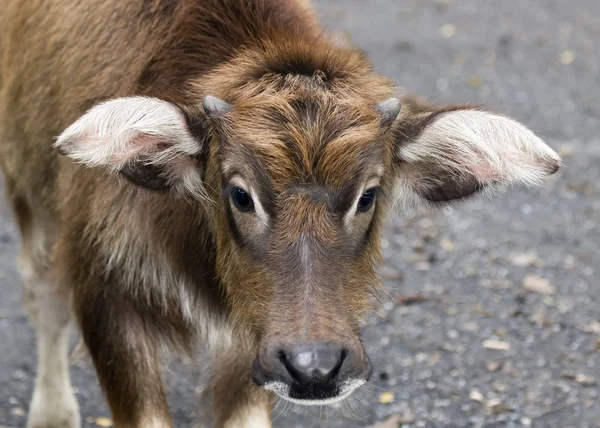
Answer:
(1, 1, 599, 427)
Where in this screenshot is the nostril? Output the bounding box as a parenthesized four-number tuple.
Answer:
(340, 349, 348, 364)
(278, 349, 302, 381)
(327, 348, 347, 379)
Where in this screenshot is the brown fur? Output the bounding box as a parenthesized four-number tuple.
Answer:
(0, 0, 560, 426)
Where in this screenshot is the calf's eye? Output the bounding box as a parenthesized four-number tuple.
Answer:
(231, 187, 254, 212)
(357, 188, 377, 212)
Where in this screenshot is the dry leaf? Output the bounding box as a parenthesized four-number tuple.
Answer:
(581, 321, 600, 334)
(396, 293, 428, 305)
(366, 415, 401, 428)
(508, 251, 543, 267)
(463, 322, 479, 332)
(428, 352, 442, 365)
(440, 238, 455, 252)
(415, 262, 431, 271)
(380, 268, 405, 281)
(367, 409, 415, 428)
(558, 144, 576, 157)
(479, 279, 514, 290)
(467, 75, 483, 88)
(501, 361, 520, 378)
(486, 398, 513, 414)
(523, 275, 555, 295)
(483, 339, 511, 351)
(95, 417, 114, 427)
(410, 239, 426, 253)
(530, 306, 550, 326)
(575, 374, 596, 386)
(561, 371, 597, 386)
(399, 408, 415, 424)
(493, 382, 509, 393)
(494, 328, 508, 337)
(379, 391, 395, 404)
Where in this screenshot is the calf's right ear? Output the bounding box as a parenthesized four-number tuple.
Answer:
(55, 96, 206, 198)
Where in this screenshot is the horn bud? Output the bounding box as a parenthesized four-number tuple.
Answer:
(376, 98, 401, 127)
(203, 95, 231, 117)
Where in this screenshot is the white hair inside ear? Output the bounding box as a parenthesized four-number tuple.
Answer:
(55, 96, 206, 198)
(393, 109, 562, 212)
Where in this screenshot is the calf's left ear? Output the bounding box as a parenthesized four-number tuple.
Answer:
(55, 96, 206, 198)
(391, 100, 562, 211)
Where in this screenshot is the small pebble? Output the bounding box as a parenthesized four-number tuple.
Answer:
(560, 50, 576, 65)
(523, 275, 556, 295)
(470, 389, 484, 402)
(440, 24, 456, 38)
(487, 361, 501, 372)
(10, 407, 25, 417)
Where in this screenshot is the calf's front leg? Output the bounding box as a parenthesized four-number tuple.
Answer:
(211, 345, 273, 428)
(75, 290, 172, 428)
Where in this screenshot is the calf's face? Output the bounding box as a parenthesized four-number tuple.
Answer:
(203, 93, 397, 403)
(56, 81, 561, 404)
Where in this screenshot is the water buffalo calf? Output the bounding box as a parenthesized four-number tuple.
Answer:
(0, 0, 561, 426)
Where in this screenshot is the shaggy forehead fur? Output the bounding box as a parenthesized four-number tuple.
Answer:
(197, 39, 397, 192)
(224, 93, 388, 190)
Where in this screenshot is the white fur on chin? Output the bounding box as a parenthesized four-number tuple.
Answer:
(263, 378, 365, 406)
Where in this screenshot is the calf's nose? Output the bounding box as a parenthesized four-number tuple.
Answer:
(252, 342, 371, 402)
(281, 345, 345, 382)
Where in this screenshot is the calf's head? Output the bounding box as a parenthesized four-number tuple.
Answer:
(56, 68, 561, 405)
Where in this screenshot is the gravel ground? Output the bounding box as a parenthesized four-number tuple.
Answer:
(1, 1, 599, 427)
